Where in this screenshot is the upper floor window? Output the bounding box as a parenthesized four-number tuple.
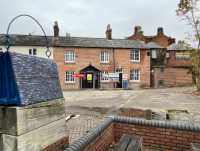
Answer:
(101, 71, 109, 81)
(166, 52, 169, 58)
(130, 70, 140, 81)
(65, 51, 75, 62)
(65, 71, 75, 82)
(29, 48, 37, 56)
(152, 50, 157, 58)
(130, 50, 140, 61)
(101, 51, 109, 62)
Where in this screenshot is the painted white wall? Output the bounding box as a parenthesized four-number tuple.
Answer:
(0, 45, 54, 59)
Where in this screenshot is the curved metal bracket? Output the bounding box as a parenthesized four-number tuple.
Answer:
(5, 14, 51, 58)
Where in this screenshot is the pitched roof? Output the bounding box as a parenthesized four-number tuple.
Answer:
(167, 43, 187, 51)
(146, 42, 166, 49)
(0, 34, 149, 49)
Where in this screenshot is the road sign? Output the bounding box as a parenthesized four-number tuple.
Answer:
(123, 74, 127, 80)
(73, 74, 85, 77)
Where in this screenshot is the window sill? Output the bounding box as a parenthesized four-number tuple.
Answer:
(64, 82, 75, 85)
(100, 62, 110, 65)
(101, 81, 110, 82)
(130, 81, 140, 83)
(130, 61, 140, 63)
(65, 62, 76, 65)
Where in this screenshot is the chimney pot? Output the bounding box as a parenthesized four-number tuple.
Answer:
(66, 33, 68, 36)
(69, 34, 70, 37)
(29, 33, 31, 35)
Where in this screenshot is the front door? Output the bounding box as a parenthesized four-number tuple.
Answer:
(86, 73, 93, 89)
(117, 73, 123, 88)
(116, 69, 123, 88)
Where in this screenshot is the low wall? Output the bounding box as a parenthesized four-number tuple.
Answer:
(65, 116, 200, 151)
(42, 135, 69, 151)
(114, 117, 200, 151)
(65, 117, 114, 151)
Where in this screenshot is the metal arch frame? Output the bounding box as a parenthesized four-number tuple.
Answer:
(4, 14, 51, 58)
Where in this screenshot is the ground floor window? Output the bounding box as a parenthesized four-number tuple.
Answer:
(65, 71, 75, 82)
(101, 71, 109, 81)
(130, 70, 140, 81)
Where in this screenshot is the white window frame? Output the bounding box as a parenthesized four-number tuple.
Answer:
(65, 71, 75, 83)
(100, 51, 109, 63)
(130, 70, 140, 82)
(29, 48, 37, 56)
(65, 51, 75, 62)
(166, 52, 169, 58)
(130, 50, 140, 62)
(101, 71, 109, 82)
(152, 50, 157, 58)
(0, 47, 3, 52)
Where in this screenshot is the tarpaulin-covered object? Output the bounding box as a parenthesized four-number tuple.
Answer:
(0, 51, 63, 106)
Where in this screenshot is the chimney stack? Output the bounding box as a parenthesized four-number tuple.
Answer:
(134, 26, 140, 35)
(29, 33, 31, 35)
(66, 33, 68, 37)
(168, 38, 176, 46)
(157, 27, 164, 36)
(54, 21, 59, 37)
(106, 24, 112, 40)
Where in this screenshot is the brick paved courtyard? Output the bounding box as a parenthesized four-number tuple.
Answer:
(66, 114, 107, 145)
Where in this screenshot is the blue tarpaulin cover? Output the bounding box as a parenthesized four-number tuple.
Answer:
(0, 52, 63, 106)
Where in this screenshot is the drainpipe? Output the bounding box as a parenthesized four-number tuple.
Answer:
(113, 48, 115, 89)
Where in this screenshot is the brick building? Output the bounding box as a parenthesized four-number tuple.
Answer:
(127, 26, 176, 47)
(53, 24, 151, 90)
(146, 42, 193, 87)
(0, 23, 194, 89)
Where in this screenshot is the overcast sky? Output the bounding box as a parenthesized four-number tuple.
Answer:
(1, 0, 199, 44)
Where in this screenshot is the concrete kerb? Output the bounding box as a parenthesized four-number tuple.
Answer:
(65, 115, 200, 151)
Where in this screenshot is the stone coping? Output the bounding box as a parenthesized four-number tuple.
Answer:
(64, 116, 200, 151)
(113, 116, 200, 132)
(64, 117, 113, 151)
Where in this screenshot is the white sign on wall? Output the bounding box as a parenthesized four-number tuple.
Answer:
(123, 74, 127, 80)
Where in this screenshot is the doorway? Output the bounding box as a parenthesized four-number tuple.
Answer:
(80, 63, 101, 89)
(116, 69, 123, 88)
(86, 73, 93, 89)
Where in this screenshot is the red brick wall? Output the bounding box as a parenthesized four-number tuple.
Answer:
(152, 67, 192, 87)
(114, 123, 199, 151)
(53, 47, 151, 90)
(127, 33, 171, 47)
(42, 135, 69, 151)
(83, 123, 114, 151)
(166, 51, 192, 66)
